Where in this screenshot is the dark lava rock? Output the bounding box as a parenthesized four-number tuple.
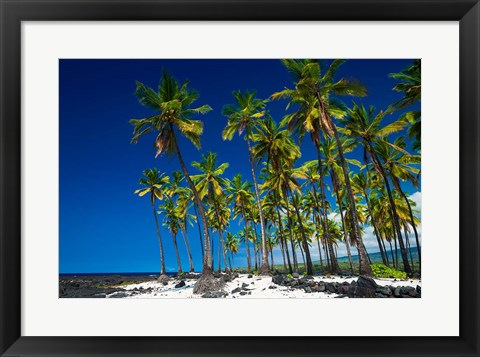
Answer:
(314, 284, 326, 293)
(292, 273, 300, 278)
(347, 285, 376, 298)
(378, 287, 392, 296)
(202, 291, 228, 298)
(347, 277, 379, 298)
(231, 287, 241, 294)
(239, 291, 251, 296)
(326, 283, 337, 293)
(337, 284, 350, 294)
(247, 274, 253, 278)
(272, 275, 284, 285)
(408, 289, 418, 297)
(303, 286, 312, 293)
(394, 287, 402, 297)
(357, 276, 378, 290)
(268, 285, 277, 289)
(416, 285, 421, 294)
(241, 282, 249, 289)
(175, 280, 186, 289)
(109, 292, 130, 298)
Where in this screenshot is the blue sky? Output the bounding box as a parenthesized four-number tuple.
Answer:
(59, 59, 420, 274)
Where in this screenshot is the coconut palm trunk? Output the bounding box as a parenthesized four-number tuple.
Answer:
(246, 137, 271, 275)
(239, 203, 253, 272)
(152, 202, 166, 275)
(282, 188, 299, 273)
(276, 201, 293, 273)
(313, 143, 340, 273)
(396, 183, 421, 271)
(367, 143, 412, 275)
(327, 121, 372, 276)
(171, 233, 183, 274)
(193, 203, 205, 260)
(220, 230, 229, 273)
(180, 229, 195, 272)
(312, 213, 324, 271)
(363, 190, 388, 266)
(331, 170, 354, 274)
(286, 186, 314, 275)
(171, 132, 211, 272)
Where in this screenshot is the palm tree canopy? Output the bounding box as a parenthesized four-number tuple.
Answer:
(129, 70, 212, 157)
(134, 168, 170, 205)
(389, 59, 421, 109)
(191, 152, 230, 202)
(272, 59, 366, 141)
(222, 90, 267, 140)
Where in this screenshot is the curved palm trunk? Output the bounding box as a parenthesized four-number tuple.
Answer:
(240, 204, 252, 272)
(313, 144, 339, 274)
(312, 213, 324, 271)
(368, 143, 412, 275)
(319, 102, 372, 276)
(172, 132, 211, 273)
(152, 201, 166, 275)
(270, 249, 274, 270)
(331, 170, 354, 275)
(396, 182, 421, 272)
(286, 185, 314, 275)
(220, 230, 229, 273)
(404, 225, 414, 270)
(282, 188, 299, 273)
(193, 203, 205, 260)
(246, 137, 270, 275)
(363, 189, 388, 266)
(171, 232, 183, 274)
(276, 200, 293, 273)
(181, 229, 195, 272)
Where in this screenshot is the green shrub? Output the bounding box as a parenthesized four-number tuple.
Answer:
(371, 263, 407, 279)
(287, 274, 293, 279)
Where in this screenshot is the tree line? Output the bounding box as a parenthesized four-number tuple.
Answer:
(131, 59, 421, 293)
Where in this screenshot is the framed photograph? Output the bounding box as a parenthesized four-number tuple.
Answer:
(1, 0, 479, 356)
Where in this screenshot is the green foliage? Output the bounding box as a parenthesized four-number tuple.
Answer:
(371, 263, 407, 279)
(287, 274, 293, 279)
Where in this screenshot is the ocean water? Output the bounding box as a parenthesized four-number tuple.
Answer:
(335, 246, 420, 264)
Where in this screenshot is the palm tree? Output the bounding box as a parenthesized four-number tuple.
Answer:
(191, 152, 231, 272)
(294, 160, 339, 273)
(342, 102, 412, 275)
(134, 168, 170, 280)
(225, 232, 240, 270)
(351, 171, 389, 266)
(169, 170, 204, 261)
(390, 60, 421, 152)
(251, 117, 316, 274)
(222, 90, 271, 276)
(375, 137, 421, 270)
(177, 191, 197, 272)
(273, 59, 372, 276)
(129, 70, 218, 293)
(227, 174, 254, 272)
(158, 197, 183, 274)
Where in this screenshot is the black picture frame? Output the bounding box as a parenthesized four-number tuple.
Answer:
(1, 0, 479, 356)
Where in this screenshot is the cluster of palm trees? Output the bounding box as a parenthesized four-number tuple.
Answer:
(131, 59, 421, 293)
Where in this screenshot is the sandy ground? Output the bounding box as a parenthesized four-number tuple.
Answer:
(106, 274, 421, 299)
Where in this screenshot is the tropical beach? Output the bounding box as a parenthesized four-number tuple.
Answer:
(60, 59, 421, 298)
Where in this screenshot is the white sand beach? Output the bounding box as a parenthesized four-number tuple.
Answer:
(105, 274, 421, 299)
